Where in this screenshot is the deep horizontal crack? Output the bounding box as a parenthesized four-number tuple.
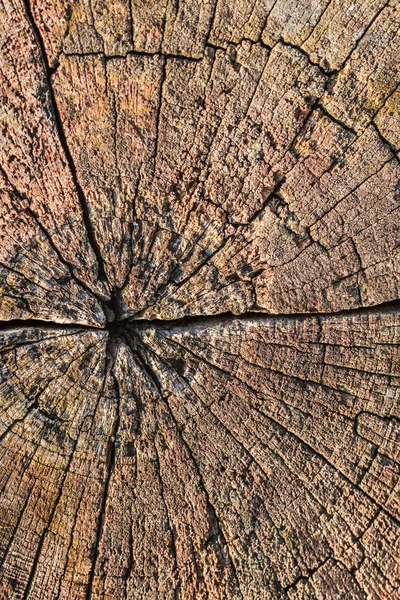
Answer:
(1, 296, 400, 334)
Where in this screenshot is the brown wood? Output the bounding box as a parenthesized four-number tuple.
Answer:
(0, 0, 399, 598)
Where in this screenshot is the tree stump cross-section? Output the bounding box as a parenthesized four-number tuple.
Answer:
(0, 0, 400, 598)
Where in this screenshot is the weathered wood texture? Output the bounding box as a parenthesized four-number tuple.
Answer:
(1, 312, 400, 598)
(0, 0, 400, 598)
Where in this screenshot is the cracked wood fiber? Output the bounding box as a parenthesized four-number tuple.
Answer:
(0, 0, 400, 598)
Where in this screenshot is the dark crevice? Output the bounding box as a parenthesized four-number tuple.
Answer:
(206, 41, 227, 53)
(204, 0, 219, 47)
(314, 101, 357, 135)
(282, 556, 333, 593)
(22, 0, 110, 294)
(153, 57, 167, 172)
(1, 296, 400, 335)
(371, 121, 400, 160)
(85, 336, 121, 600)
(0, 319, 91, 333)
(46, 36, 340, 77)
(278, 38, 338, 77)
(242, 176, 286, 227)
(128, 0, 134, 49)
(54, 49, 203, 66)
(103, 295, 120, 323)
(126, 297, 400, 330)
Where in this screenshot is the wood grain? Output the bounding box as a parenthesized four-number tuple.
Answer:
(0, 0, 399, 597)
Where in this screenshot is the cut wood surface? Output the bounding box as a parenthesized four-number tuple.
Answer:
(0, 0, 399, 598)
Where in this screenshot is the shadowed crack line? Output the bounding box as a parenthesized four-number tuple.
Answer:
(22, 0, 111, 295)
(85, 336, 121, 600)
(1, 296, 400, 335)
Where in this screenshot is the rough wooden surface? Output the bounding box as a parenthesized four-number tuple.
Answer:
(0, 0, 400, 598)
